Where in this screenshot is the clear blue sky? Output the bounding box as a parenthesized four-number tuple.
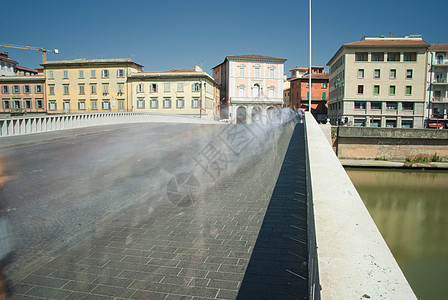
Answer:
(1, 0, 445, 76)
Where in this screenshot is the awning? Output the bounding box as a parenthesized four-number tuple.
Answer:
(428, 123, 443, 128)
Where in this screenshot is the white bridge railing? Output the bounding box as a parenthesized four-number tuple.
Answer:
(0, 112, 217, 137)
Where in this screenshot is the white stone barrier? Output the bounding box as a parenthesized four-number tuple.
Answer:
(304, 112, 416, 299)
(0, 113, 218, 137)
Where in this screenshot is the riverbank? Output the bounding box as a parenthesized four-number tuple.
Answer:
(341, 159, 448, 169)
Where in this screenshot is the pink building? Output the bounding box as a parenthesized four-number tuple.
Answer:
(213, 55, 286, 123)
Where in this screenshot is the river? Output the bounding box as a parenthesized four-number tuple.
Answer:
(346, 168, 448, 300)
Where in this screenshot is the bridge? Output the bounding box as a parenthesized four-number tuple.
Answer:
(0, 113, 415, 299)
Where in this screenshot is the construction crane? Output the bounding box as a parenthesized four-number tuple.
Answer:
(0, 43, 58, 63)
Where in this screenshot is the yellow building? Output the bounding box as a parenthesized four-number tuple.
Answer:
(128, 66, 219, 119)
(41, 58, 143, 114)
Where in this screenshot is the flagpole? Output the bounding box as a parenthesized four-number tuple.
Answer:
(308, 0, 312, 112)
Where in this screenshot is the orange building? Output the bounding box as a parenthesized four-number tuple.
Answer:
(290, 66, 329, 122)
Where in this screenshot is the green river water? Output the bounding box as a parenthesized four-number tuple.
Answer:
(346, 168, 448, 300)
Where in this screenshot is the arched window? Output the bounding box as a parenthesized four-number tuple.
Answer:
(252, 83, 260, 97)
(437, 55, 444, 64)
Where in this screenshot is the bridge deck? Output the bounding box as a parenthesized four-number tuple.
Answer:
(3, 122, 308, 299)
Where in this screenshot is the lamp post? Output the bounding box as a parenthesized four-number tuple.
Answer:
(334, 76, 340, 125)
(199, 77, 203, 118)
(308, 0, 312, 112)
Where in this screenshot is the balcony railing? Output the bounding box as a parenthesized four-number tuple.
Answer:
(433, 79, 447, 84)
(431, 114, 446, 119)
(432, 97, 448, 103)
(434, 60, 448, 66)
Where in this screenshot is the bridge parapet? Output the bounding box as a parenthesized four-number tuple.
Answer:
(305, 112, 416, 299)
(0, 113, 218, 137)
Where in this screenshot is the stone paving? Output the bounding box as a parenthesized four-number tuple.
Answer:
(5, 122, 307, 299)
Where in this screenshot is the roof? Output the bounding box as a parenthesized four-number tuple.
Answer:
(128, 68, 215, 82)
(327, 36, 430, 66)
(302, 73, 329, 79)
(0, 75, 44, 82)
(41, 58, 143, 68)
(16, 65, 38, 74)
(213, 54, 287, 69)
(429, 44, 448, 51)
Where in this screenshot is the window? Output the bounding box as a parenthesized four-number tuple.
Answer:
(22, 85, 31, 93)
(164, 83, 170, 92)
(386, 102, 397, 110)
(404, 52, 416, 62)
(268, 87, 275, 98)
(322, 82, 327, 88)
(370, 119, 381, 127)
(371, 102, 382, 110)
(2, 100, 10, 109)
(49, 85, 55, 95)
(358, 85, 364, 94)
(238, 85, 245, 97)
(372, 53, 384, 61)
(386, 119, 397, 128)
(78, 101, 86, 110)
(269, 67, 275, 79)
(177, 83, 184, 92)
(406, 69, 413, 79)
(150, 98, 158, 108)
(356, 52, 367, 61)
(390, 69, 396, 79)
(102, 84, 109, 95)
(137, 83, 144, 93)
(35, 85, 43, 93)
(49, 101, 57, 110)
(63, 84, 70, 95)
(401, 120, 413, 128)
(102, 101, 110, 110)
(48, 71, 54, 79)
(2, 86, 9, 94)
(137, 99, 145, 109)
(90, 70, 96, 78)
(192, 98, 200, 108)
(163, 98, 171, 108)
(12, 85, 20, 93)
(374, 85, 380, 95)
(91, 100, 98, 110)
(358, 69, 364, 79)
(387, 53, 398, 62)
(406, 86, 412, 95)
(13, 100, 21, 109)
(239, 66, 245, 77)
(102, 70, 110, 78)
(118, 84, 124, 94)
(79, 70, 84, 79)
(321, 91, 327, 100)
(63, 70, 68, 79)
(79, 84, 85, 95)
(389, 85, 396, 95)
(150, 83, 158, 93)
(35, 99, 44, 109)
(117, 69, 125, 78)
(354, 119, 366, 127)
(24, 99, 32, 109)
(176, 98, 184, 108)
(354, 101, 366, 109)
(254, 66, 260, 77)
(192, 83, 201, 92)
(374, 69, 380, 79)
(90, 84, 97, 95)
(402, 102, 414, 111)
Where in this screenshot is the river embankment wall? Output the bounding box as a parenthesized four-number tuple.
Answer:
(333, 126, 448, 160)
(305, 112, 417, 299)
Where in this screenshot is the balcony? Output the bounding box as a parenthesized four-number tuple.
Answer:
(431, 97, 448, 103)
(434, 60, 448, 66)
(432, 79, 448, 85)
(430, 113, 447, 120)
(230, 97, 283, 105)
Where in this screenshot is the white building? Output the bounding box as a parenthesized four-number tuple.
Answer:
(426, 44, 448, 129)
(0, 52, 18, 76)
(213, 55, 286, 123)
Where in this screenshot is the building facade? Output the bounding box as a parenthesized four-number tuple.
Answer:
(0, 69, 46, 116)
(327, 36, 429, 128)
(213, 55, 286, 123)
(426, 44, 448, 129)
(41, 58, 143, 114)
(0, 52, 18, 76)
(128, 66, 219, 119)
(289, 66, 329, 122)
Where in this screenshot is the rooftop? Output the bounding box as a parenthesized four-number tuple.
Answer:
(429, 44, 448, 51)
(41, 58, 143, 67)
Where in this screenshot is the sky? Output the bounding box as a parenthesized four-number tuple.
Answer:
(1, 0, 446, 77)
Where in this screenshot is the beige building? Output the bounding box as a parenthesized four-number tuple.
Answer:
(128, 66, 219, 119)
(41, 58, 143, 114)
(327, 36, 429, 128)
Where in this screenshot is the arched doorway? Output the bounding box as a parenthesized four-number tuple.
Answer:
(252, 106, 262, 123)
(236, 106, 247, 124)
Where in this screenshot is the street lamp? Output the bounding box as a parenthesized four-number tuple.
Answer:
(334, 76, 340, 125)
